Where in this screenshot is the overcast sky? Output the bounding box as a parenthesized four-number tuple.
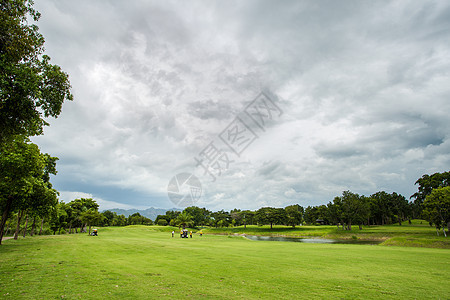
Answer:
(31, 0, 450, 211)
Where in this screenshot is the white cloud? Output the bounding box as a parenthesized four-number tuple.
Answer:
(58, 191, 138, 210)
(31, 0, 450, 211)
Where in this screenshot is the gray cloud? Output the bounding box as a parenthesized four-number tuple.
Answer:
(31, 0, 450, 210)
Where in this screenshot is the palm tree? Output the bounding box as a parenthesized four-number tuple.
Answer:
(175, 212, 193, 229)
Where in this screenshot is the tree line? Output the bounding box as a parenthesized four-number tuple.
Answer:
(2, 172, 449, 241)
(148, 171, 449, 236)
(1, 1, 449, 244)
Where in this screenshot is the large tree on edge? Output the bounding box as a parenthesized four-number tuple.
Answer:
(0, 0, 73, 144)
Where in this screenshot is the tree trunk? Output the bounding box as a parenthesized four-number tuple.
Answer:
(14, 210, 24, 240)
(0, 197, 13, 245)
(39, 217, 44, 235)
(23, 213, 29, 237)
(348, 220, 352, 231)
(359, 224, 362, 230)
(270, 223, 273, 229)
(30, 217, 36, 236)
(88, 224, 92, 235)
(442, 227, 447, 238)
(436, 227, 440, 236)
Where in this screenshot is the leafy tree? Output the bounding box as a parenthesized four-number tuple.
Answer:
(112, 214, 127, 226)
(285, 204, 303, 228)
(230, 209, 242, 227)
(327, 198, 343, 228)
(68, 198, 99, 232)
(241, 210, 255, 228)
(337, 191, 368, 230)
(101, 210, 116, 226)
(255, 207, 287, 229)
(60, 201, 76, 233)
(157, 219, 168, 226)
(368, 191, 411, 226)
(316, 205, 329, 224)
(127, 212, 152, 225)
(165, 210, 181, 225)
(0, 138, 57, 244)
(411, 172, 450, 217)
(0, 0, 73, 143)
(80, 209, 104, 235)
(183, 206, 210, 227)
(353, 196, 370, 230)
(175, 212, 193, 229)
(229, 210, 255, 228)
(53, 202, 69, 234)
(23, 179, 58, 235)
(390, 192, 409, 225)
(155, 214, 170, 225)
(303, 206, 318, 225)
(210, 210, 231, 228)
(423, 186, 450, 237)
(369, 191, 391, 225)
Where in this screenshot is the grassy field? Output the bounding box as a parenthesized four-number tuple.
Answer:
(1, 225, 449, 299)
(203, 220, 450, 249)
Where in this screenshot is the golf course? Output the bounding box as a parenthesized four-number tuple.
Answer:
(1, 224, 449, 299)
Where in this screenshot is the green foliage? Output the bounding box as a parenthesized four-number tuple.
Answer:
(210, 209, 230, 227)
(255, 207, 287, 229)
(285, 204, 303, 227)
(304, 205, 328, 225)
(80, 209, 104, 234)
(0, 0, 73, 143)
(156, 219, 168, 226)
(1, 0, 73, 244)
(0, 226, 448, 298)
(423, 186, 450, 236)
(182, 206, 210, 227)
(0, 138, 57, 243)
(101, 210, 115, 226)
(155, 210, 181, 227)
(127, 212, 153, 226)
(411, 171, 450, 217)
(174, 212, 193, 228)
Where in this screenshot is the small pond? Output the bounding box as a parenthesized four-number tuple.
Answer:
(245, 235, 381, 245)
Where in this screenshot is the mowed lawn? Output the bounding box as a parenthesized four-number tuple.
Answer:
(1, 226, 449, 299)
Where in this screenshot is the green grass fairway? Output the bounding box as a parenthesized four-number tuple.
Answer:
(1, 226, 449, 299)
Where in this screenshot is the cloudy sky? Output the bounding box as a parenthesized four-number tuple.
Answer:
(31, 0, 450, 211)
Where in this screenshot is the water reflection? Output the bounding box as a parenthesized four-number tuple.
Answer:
(245, 235, 381, 245)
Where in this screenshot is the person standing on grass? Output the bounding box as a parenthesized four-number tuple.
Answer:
(189, 231, 193, 238)
(172, 231, 174, 237)
(199, 230, 203, 237)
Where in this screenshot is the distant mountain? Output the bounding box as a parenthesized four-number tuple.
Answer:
(104, 207, 182, 221)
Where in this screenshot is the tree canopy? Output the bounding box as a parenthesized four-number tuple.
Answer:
(423, 186, 450, 237)
(0, 138, 57, 243)
(0, 0, 73, 143)
(411, 172, 450, 217)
